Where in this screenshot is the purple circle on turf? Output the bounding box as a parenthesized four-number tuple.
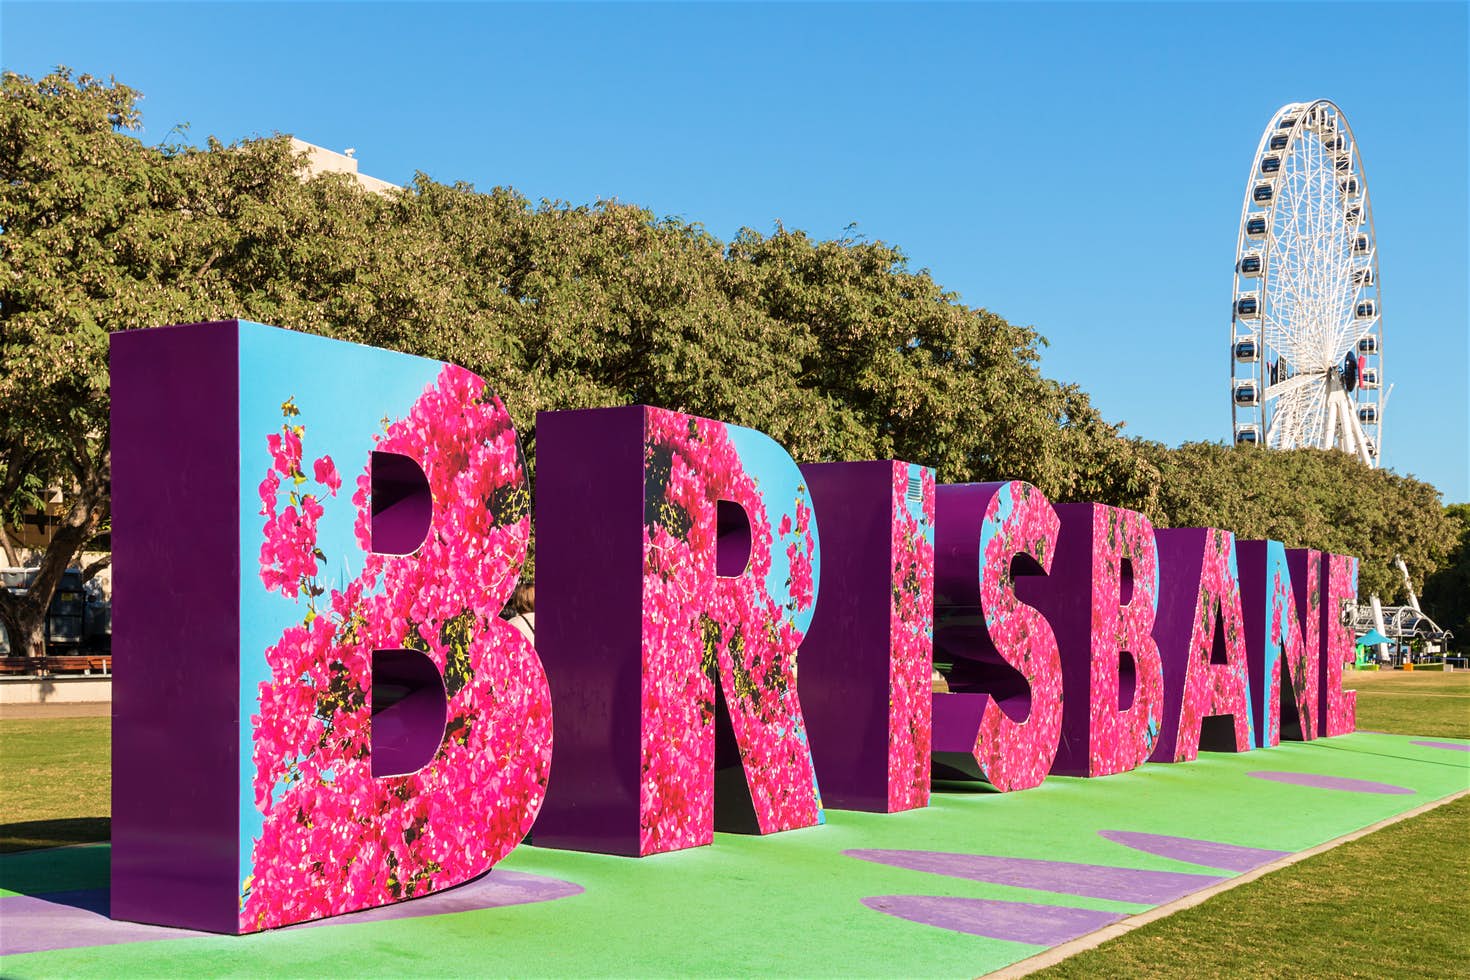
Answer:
(862, 895, 1122, 946)
(1247, 771, 1415, 795)
(0, 870, 583, 956)
(1097, 831, 1290, 872)
(844, 849, 1222, 904)
(1411, 740, 1470, 752)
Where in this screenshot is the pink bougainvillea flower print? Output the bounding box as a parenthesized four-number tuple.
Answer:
(313, 454, 342, 495)
(969, 481, 1063, 792)
(1322, 553, 1358, 737)
(257, 403, 320, 599)
(1243, 540, 1311, 749)
(244, 366, 551, 932)
(639, 408, 822, 855)
(1085, 506, 1164, 777)
(888, 463, 935, 812)
(1282, 549, 1322, 741)
(1155, 529, 1253, 763)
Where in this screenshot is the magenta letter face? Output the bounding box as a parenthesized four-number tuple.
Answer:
(1084, 506, 1165, 775)
(1151, 528, 1254, 763)
(1039, 504, 1163, 778)
(641, 407, 823, 849)
(1282, 549, 1322, 741)
(535, 406, 822, 856)
(800, 461, 936, 813)
(887, 464, 937, 810)
(112, 321, 551, 934)
(1321, 553, 1359, 737)
(933, 482, 1062, 792)
(1239, 540, 1318, 748)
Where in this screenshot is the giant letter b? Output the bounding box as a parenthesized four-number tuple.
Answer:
(112, 321, 551, 933)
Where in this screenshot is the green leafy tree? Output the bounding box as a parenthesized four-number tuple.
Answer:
(1421, 504, 1469, 652)
(2, 71, 140, 654)
(1137, 441, 1458, 601)
(1, 71, 326, 653)
(0, 68, 1456, 658)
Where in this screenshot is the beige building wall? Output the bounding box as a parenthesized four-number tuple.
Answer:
(290, 137, 399, 195)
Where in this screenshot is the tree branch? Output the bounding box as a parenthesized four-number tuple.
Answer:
(81, 553, 112, 583)
(0, 522, 18, 570)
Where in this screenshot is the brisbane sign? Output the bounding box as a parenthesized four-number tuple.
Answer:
(110, 321, 1358, 934)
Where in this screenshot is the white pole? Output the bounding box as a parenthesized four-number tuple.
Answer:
(1370, 594, 1390, 663)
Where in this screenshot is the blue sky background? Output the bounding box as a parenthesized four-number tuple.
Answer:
(5, 2, 1466, 501)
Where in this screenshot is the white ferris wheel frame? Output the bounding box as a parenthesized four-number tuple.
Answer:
(1230, 100, 1386, 467)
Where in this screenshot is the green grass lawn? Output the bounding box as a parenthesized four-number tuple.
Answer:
(1349, 667, 1470, 739)
(0, 715, 110, 853)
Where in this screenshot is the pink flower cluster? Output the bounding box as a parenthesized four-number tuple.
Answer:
(1085, 506, 1165, 776)
(886, 464, 935, 812)
(1282, 550, 1321, 740)
(971, 481, 1062, 792)
(244, 366, 551, 932)
(1262, 554, 1310, 748)
(1169, 529, 1252, 762)
(1322, 553, 1358, 736)
(258, 411, 338, 599)
(639, 408, 821, 855)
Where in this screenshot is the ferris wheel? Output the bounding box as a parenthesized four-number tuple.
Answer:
(1230, 100, 1385, 466)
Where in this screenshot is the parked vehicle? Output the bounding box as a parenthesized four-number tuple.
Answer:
(48, 569, 86, 649)
(0, 566, 112, 656)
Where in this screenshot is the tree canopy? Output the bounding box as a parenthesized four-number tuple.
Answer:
(1135, 441, 1458, 601)
(1421, 504, 1469, 652)
(0, 69, 1458, 652)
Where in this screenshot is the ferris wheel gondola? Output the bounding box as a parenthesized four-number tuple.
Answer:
(1230, 101, 1386, 466)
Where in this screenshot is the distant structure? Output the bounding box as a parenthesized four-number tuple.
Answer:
(1351, 556, 1453, 664)
(1229, 100, 1385, 467)
(289, 137, 398, 195)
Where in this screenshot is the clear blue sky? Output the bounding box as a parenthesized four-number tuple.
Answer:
(6, 2, 1467, 501)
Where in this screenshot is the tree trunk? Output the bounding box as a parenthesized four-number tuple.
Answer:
(0, 454, 109, 661)
(0, 589, 47, 661)
(17, 611, 46, 662)
(0, 522, 19, 569)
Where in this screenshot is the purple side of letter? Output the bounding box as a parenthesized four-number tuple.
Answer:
(931, 483, 996, 776)
(532, 405, 646, 854)
(1149, 527, 1208, 763)
(1235, 539, 1271, 747)
(110, 320, 242, 933)
(1022, 503, 1094, 776)
(799, 461, 898, 810)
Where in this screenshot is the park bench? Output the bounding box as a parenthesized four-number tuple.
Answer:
(42, 654, 112, 675)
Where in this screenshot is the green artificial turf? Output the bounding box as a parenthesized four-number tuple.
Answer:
(2, 732, 1466, 978)
(2, 674, 1468, 976)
